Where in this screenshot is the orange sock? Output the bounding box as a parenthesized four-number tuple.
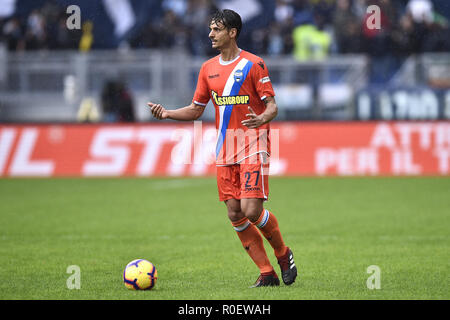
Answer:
(254, 209, 288, 259)
(232, 217, 273, 274)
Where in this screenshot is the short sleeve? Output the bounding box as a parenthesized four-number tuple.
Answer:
(192, 63, 210, 106)
(252, 59, 275, 101)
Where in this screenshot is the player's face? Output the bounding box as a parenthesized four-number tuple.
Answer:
(209, 21, 233, 50)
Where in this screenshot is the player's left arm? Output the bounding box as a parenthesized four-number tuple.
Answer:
(242, 59, 278, 129)
(241, 96, 278, 129)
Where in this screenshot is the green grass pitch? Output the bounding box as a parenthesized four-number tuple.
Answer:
(0, 177, 448, 300)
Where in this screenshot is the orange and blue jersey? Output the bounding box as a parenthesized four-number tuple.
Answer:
(193, 50, 275, 165)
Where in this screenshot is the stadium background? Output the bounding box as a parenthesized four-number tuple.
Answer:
(0, 0, 449, 177)
(0, 0, 449, 301)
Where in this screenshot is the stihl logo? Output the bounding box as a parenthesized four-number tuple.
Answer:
(0, 128, 54, 176)
(82, 127, 175, 176)
(83, 126, 219, 176)
(1, 123, 447, 177)
(0, 126, 221, 177)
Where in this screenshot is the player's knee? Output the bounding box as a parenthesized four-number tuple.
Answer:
(241, 203, 263, 223)
(240, 198, 264, 223)
(225, 199, 245, 222)
(243, 208, 261, 223)
(227, 209, 244, 222)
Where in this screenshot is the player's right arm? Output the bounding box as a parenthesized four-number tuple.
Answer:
(147, 102, 205, 121)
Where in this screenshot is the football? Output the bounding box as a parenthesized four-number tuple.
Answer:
(123, 259, 158, 290)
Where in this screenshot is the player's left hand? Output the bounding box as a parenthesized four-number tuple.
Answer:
(241, 106, 264, 129)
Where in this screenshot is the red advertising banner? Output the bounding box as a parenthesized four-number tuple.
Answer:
(0, 122, 449, 177)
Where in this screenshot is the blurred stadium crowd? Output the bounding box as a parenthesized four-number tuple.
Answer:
(1, 0, 449, 57)
(0, 0, 449, 123)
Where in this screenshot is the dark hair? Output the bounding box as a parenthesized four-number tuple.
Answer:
(210, 9, 242, 39)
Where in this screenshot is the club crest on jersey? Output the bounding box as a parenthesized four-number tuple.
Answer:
(234, 69, 244, 83)
(211, 90, 250, 106)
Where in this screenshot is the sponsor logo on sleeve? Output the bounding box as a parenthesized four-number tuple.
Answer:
(259, 76, 271, 84)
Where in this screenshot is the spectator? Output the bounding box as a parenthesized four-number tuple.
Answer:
(292, 11, 331, 61)
(292, 0, 315, 26)
(360, 0, 399, 83)
(406, 0, 450, 52)
(183, 0, 218, 56)
(116, 82, 135, 122)
(159, 9, 186, 49)
(101, 80, 135, 123)
(309, 0, 335, 23)
(361, 0, 396, 56)
(274, 0, 294, 23)
(54, 15, 81, 49)
(390, 11, 418, 56)
(162, 0, 188, 17)
(25, 9, 47, 50)
(2, 17, 25, 51)
(129, 21, 160, 49)
(272, 0, 295, 54)
(422, 16, 450, 53)
(407, 0, 433, 24)
(1, 0, 449, 64)
(333, 0, 362, 53)
(79, 21, 94, 52)
(40, 0, 64, 49)
(267, 23, 284, 55)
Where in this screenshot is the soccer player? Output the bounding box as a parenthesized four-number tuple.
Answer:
(148, 9, 297, 287)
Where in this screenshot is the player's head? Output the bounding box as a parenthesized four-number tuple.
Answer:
(209, 9, 242, 49)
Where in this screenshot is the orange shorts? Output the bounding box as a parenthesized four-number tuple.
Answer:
(216, 153, 269, 202)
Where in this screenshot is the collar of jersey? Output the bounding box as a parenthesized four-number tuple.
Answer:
(219, 49, 242, 66)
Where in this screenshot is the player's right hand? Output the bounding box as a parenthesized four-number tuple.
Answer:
(148, 102, 169, 120)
